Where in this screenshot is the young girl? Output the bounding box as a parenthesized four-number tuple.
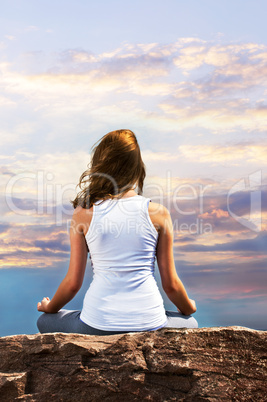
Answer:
(37, 129, 197, 334)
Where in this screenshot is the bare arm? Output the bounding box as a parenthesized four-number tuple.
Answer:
(150, 203, 196, 316)
(37, 209, 89, 313)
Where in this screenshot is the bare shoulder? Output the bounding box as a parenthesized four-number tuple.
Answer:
(73, 205, 93, 218)
(148, 202, 170, 217)
(71, 206, 94, 236)
(148, 202, 171, 232)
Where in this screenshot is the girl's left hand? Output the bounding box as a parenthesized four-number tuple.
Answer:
(37, 297, 51, 312)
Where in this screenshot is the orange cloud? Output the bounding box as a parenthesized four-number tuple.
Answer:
(200, 209, 229, 219)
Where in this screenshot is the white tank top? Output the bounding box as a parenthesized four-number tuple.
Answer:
(80, 195, 167, 331)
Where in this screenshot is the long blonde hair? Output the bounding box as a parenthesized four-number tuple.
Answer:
(72, 129, 146, 209)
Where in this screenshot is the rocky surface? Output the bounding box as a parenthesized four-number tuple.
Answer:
(0, 326, 266, 401)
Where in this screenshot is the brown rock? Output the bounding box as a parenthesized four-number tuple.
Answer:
(0, 326, 266, 401)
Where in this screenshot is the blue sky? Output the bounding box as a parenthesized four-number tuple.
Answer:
(2, 1, 267, 50)
(0, 0, 266, 334)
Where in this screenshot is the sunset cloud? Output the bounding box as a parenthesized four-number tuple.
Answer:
(179, 142, 267, 164)
(1, 38, 267, 138)
(0, 223, 69, 269)
(179, 231, 267, 253)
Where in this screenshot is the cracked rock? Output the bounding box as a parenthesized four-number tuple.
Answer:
(0, 326, 266, 401)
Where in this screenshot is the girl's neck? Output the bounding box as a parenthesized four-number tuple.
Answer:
(119, 189, 137, 199)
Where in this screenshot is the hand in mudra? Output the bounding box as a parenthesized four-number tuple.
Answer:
(37, 297, 50, 312)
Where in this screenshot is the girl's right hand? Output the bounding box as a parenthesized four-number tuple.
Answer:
(178, 299, 196, 315)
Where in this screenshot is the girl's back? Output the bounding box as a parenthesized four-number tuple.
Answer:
(80, 195, 167, 331)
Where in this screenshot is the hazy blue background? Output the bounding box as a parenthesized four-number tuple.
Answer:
(0, 263, 264, 336)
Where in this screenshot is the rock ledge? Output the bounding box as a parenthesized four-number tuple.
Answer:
(0, 326, 266, 401)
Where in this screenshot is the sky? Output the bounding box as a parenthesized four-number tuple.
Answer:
(0, 0, 266, 335)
